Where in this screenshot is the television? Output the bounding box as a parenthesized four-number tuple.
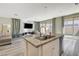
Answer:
(24, 23, 33, 29)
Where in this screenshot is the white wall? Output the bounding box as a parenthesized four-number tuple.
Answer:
(20, 18, 35, 33)
(55, 17, 63, 34)
(0, 17, 12, 24)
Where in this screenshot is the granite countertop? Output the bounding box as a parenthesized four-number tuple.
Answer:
(24, 34, 64, 47)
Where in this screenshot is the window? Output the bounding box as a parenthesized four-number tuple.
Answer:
(40, 21, 52, 35)
(63, 17, 79, 36)
(74, 18, 79, 35)
(40, 23, 46, 35)
(63, 18, 73, 35)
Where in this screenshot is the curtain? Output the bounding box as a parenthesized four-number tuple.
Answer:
(12, 18, 20, 38)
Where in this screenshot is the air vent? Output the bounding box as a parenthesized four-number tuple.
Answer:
(75, 3, 79, 5)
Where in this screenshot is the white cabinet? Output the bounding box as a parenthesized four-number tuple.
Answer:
(42, 39, 59, 56)
(27, 42, 41, 56)
(26, 38, 59, 56)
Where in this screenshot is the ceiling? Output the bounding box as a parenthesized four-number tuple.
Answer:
(0, 3, 79, 21)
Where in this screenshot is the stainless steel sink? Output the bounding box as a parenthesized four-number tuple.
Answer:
(35, 36, 46, 40)
(35, 35, 55, 41)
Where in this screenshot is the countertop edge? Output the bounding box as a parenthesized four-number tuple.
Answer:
(23, 35, 64, 47)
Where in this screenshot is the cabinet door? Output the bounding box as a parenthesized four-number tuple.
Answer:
(52, 39, 59, 56)
(42, 39, 59, 56)
(27, 42, 42, 56)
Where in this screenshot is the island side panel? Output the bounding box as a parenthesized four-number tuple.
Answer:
(27, 42, 42, 56)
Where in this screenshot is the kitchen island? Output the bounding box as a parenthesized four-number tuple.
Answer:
(24, 34, 64, 56)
